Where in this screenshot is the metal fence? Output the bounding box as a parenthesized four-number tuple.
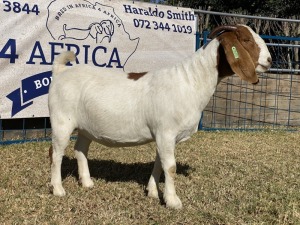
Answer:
(199, 33, 300, 131)
(0, 117, 51, 145)
(1, 12, 300, 144)
(196, 10, 300, 131)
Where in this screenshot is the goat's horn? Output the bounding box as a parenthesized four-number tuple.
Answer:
(208, 25, 237, 39)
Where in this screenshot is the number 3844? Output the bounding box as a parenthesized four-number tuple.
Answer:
(2, 0, 40, 15)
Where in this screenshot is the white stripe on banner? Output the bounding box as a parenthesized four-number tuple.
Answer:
(0, 0, 196, 118)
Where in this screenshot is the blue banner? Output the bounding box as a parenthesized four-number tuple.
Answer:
(6, 71, 52, 117)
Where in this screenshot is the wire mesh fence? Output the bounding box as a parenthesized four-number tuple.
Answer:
(200, 33, 300, 131)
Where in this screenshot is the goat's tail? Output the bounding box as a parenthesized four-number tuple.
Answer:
(52, 51, 76, 76)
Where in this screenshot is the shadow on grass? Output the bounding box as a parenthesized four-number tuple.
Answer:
(61, 156, 192, 185)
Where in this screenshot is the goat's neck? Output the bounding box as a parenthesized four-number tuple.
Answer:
(178, 39, 220, 104)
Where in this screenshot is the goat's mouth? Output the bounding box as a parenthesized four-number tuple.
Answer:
(256, 63, 271, 73)
(252, 78, 259, 85)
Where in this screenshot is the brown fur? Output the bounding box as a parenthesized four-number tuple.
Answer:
(208, 25, 237, 39)
(215, 25, 260, 84)
(168, 166, 176, 179)
(127, 72, 148, 81)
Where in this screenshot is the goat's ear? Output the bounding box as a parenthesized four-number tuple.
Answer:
(219, 32, 259, 84)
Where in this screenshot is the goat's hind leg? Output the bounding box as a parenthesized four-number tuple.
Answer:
(74, 133, 94, 188)
(49, 114, 75, 196)
(50, 131, 72, 196)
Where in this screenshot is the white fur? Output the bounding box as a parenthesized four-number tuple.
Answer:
(48, 25, 271, 209)
(243, 25, 272, 72)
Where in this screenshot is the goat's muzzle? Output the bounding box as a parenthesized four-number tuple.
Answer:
(252, 79, 259, 85)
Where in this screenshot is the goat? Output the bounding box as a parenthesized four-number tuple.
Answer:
(48, 24, 272, 209)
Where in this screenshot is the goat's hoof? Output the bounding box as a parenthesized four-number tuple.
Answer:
(146, 183, 159, 199)
(147, 189, 159, 199)
(51, 185, 66, 196)
(81, 178, 94, 188)
(165, 195, 182, 209)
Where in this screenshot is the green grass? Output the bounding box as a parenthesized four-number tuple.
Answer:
(1, 131, 300, 224)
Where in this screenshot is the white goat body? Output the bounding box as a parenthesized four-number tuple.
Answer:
(49, 24, 272, 209)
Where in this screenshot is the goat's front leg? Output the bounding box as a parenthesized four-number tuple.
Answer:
(156, 134, 182, 209)
(147, 150, 162, 199)
(74, 134, 94, 188)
